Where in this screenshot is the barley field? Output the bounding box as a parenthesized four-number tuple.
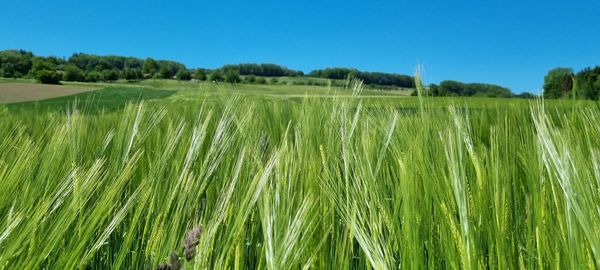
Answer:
(0, 80, 599, 269)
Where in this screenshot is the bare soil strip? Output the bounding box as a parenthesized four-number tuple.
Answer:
(0, 83, 97, 104)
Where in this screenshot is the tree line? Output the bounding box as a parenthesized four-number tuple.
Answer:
(308, 67, 414, 88)
(543, 66, 600, 99)
(0, 50, 189, 84)
(424, 81, 515, 97)
(1, 49, 530, 98)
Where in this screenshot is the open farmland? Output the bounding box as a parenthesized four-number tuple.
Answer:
(0, 79, 599, 269)
(0, 82, 97, 104)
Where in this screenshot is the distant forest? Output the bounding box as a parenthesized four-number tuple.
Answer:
(542, 66, 600, 100)
(8, 49, 594, 98)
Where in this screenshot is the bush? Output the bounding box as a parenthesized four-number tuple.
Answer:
(84, 71, 101, 82)
(193, 69, 207, 81)
(208, 71, 224, 82)
(177, 69, 192, 81)
(62, 65, 84, 81)
(269, 77, 279, 84)
(122, 68, 141, 81)
(35, 70, 61, 84)
(245, 75, 256, 84)
(225, 70, 241, 83)
(102, 69, 119, 82)
(255, 77, 267, 84)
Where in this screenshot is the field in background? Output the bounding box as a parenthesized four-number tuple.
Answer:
(0, 83, 97, 104)
(1, 80, 600, 269)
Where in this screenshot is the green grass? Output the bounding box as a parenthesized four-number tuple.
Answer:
(0, 80, 600, 269)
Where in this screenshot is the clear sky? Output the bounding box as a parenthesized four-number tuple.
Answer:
(2, 0, 599, 93)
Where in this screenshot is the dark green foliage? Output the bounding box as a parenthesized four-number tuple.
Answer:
(516, 92, 537, 99)
(0, 63, 16, 78)
(224, 69, 241, 83)
(62, 65, 84, 81)
(219, 63, 303, 77)
(35, 70, 61, 84)
(158, 67, 171, 79)
(193, 69, 207, 81)
(142, 58, 159, 77)
(269, 77, 279, 84)
(543, 68, 573, 99)
(0, 50, 34, 77)
(309, 67, 414, 88)
(0, 50, 190, 83)
(426, 80, 513, 97)
(122, 68, 141, 81)
(574, 66, 600, 100)
(176, 69, 192, 81)
(245, 75, 256, 84)
(255, 77, 267, 84)
(309, 67, 356, 79)
(208, 71, 224, 82)
(84, 71, 102, 82)
(102, 69, 119, 82)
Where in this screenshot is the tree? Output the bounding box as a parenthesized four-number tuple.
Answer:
(158, 67, 171, 79)
(35, 70, 61, 84)
(245, 75, 256, 83)
(102, 69, 119, 82)
(176, 69, 192, 80)
(574, 66, 600, 100)
(543, 68, 573, 99)
(193, 69, 207, 80)
(225, 69, 241, 83)
(208, 71, 223, 82)
(255, 77, 267, 84)
(122, 68, 141, 81)
(0, 63, 16, 78)
(84, 71, 102, 82)
(142, 58, 159, 77)
(62, 65, 84, 81)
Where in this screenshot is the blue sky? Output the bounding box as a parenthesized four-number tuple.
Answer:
(2, 0, 599, 93)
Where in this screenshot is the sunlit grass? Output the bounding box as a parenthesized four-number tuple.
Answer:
(0, 81, 599, 269)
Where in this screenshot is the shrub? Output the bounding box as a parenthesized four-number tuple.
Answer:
(84, 71, 101, 82)
(225, 70, 241, 83)
(177, 69, 192, 81)
(208, 71, 224, 82)
(255, 77, 267, 84)
(35, 70, 61, 84)
(245, 75, 256, 84)
(193, 69, 207, 81)
(63, 65, 84, 81)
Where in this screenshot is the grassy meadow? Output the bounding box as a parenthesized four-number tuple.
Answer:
(1, 79, 600, 269)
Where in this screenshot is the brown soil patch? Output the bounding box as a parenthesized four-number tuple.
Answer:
(0, 83, 97, 104)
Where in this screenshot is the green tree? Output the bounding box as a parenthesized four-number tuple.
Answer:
(245, 75, 256, 84)
(255, 77, 267, 84)
(208, 71, 224, 82)
(225, 69, 241, 83)
(122, 68, 141, 81)
(193, 69, 207, 80)
(158, 67, 171, 79)
(142, 58, 159, 77)
(0, 63, 16, 78)
(543, 68, 573, 99)
(63, 65, 84, 81)
(35, 70, 61, 84)
(176, 69, 192, 80)
(84, 71, 102, 82)
(102, 69, 119, 82)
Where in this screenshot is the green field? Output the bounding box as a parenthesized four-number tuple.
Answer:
(1, 80, 600, 269)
